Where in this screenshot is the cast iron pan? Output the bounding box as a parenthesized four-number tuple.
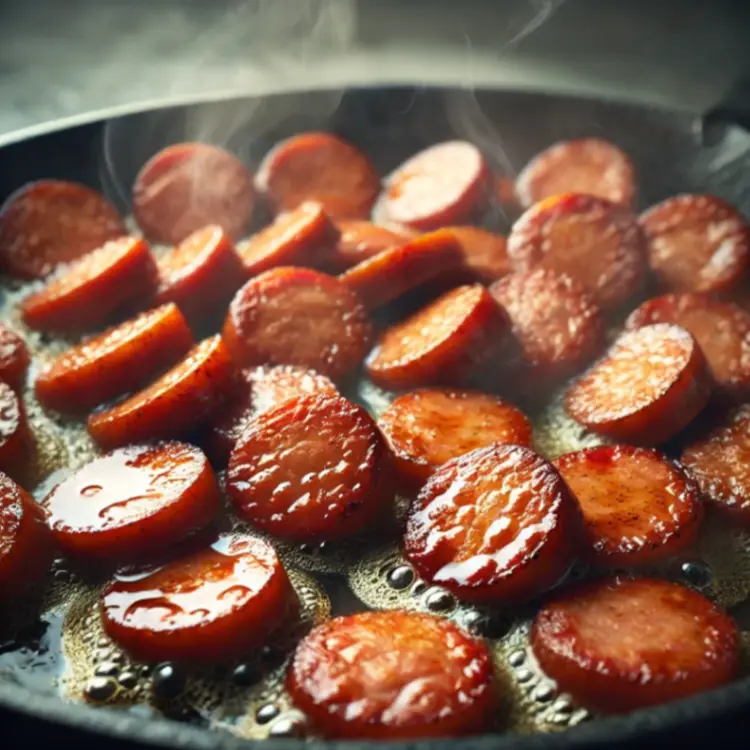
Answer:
(1, 86, 750, 749)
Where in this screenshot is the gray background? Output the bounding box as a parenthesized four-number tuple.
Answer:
(1, 0, 749, 140)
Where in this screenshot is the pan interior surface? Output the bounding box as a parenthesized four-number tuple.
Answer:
(1, 86, 750, 750)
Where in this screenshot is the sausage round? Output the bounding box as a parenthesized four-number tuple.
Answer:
(507, 193, 647, 310)
(0, 180, 126, 279)
(640, 194, 750, 295)
(565, 324, 713, 445)
(404, 443, 580, 603)
(531, 577, 739, 713)
(223, 267, 372, 383)
(378, 388, 533, 489)
(515, 138, 636, 209)
(255, 132, 379, 219)
(365, 284, 508, 391)
(373, 141, 491, 231)
(0, 325, 30, 393)
(328, 220, 416, 272)
(554, 445, 703, 566)
(0, 382, 33, 484)
(102, 534, 296, 662)
(44, 442, 221, 560)
(444, 226, 510, 283)
(133, 142, 255, 244)
(287, 611, 494, 739)
(227, 393, 389, 542)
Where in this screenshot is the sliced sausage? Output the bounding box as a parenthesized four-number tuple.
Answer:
(507, 193, 647, 310)
(102, 534, 296, 662)
(255, 132, 379, 219)
(490, 268, 606, 389)
(365, 284, 508, 391)
(222, 267, 372, 383)
(554, 446, 703, 566)
(44, 442, 220, 560)
(329, 220, 416, 272)
(531, 577, 739, 713)
(133, 142, 255, 244)
(640, 194, 750, 295)
(0, 180, 126, 279)
(21, 236, 158, 333)
(227, 394, 389, 542)
(627, 293, 750, 403)
(404, 443, 580, 603)
(565, 324, 712, 445)
(516, 138, 636, 209)
(682, 403, 750, 525)
(87, 335, 233, 450)
(0, 324, 30, 392)
(287, 611, 494, 739)
(0, 473, 51, 597)
(154, 225, 247, 323)
(35, 303, 193, 414)
(339, 230, 463, 310)
(444, 226, 510, 283)
(206, 364, 337, 465)
(373, 141, 491, 231)
(237, 201, 339, 276)
(378, 388, 533, 489)
(0, 383, 33, 484)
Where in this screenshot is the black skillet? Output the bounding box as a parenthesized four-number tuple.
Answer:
(1, 86, 750, 749)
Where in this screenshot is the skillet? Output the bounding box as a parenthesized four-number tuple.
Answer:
(1, 85, 750, 749)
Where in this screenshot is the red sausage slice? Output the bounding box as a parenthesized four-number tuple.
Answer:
(133, 142, 255, 244)
(444, 226, 510, 283)
(0, 383, 32, 484)
(154, 225, 247, 323)
(339, 230, 463, 310)
(490, 268, 606, 389)
(627, 293, 750, 403)
(102, 534, 296, 663)
(565, 324, 712, 445)
(682, 403, 750, 525)
(35, 303, 193, 414)
(237, 201, 339, 276)
(222, 267, 372, 383)
(206, 365, 337, 465)
(0, 325, 30, 392)
(404, 443, 580, 603)
(44, 442, 221, 560)
(640, 194, 750, 295)
(329, 220, 416, 272)
(516, 138, 636, 209)
(0, 473, 51, 597)
(507, 193, 647, 310)
(256, 132, 379, 219)
(0, 180, 126, 279)
(554, 446, 703, 566)
(21, 236, 158, 333)
(227, 394, 389, 542)
(287, 611, 494, 740)
(378, 388, 533, 489)
(374, 141, 491, 231)
(365, 284, 508, 391)
(531, 577, 739, 713)
(87, 335, 234, 450)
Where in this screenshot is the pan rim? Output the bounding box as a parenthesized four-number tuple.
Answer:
(0, 84, 744, 747)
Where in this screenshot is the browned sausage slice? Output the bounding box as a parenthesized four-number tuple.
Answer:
(565, 324, 712, 445)
(0, 325, 30, 393)
(531, 577, 739, 713)
(328, 220, 416, 272)
(640, 194, 750, 295)
(444, 226, 510, 283)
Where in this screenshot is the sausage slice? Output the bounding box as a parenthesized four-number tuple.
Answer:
(329, 220, 416, 272)
(0, 382, 33, 484)
(404, 443, 580, 603)
(531, 577, 739, 713)
(0, 324, 30, 393)
(44, 442, 220, 560)
(444, 226, 510, 283)
(565, 324, 712, 445)
(287, 611, 494, 739)
(102, 534, 295, 662)
(554, 445, 703, 566)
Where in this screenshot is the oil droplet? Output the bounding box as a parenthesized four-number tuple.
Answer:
(387, 565, 414, 590)
(84, 676, 116, 702)
(151, 663, 185, 700)
(256, 703, 280, 724)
